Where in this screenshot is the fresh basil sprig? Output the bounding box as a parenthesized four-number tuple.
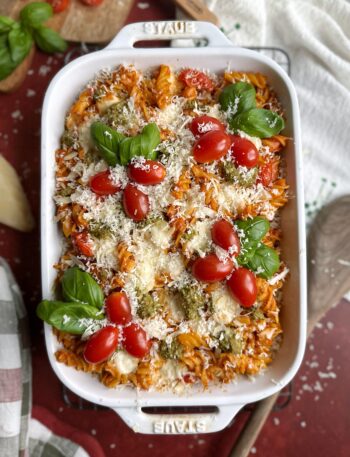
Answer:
(61, 267, 104, 309)
(0, 3, 67, 82)
(219, 82, 285, 138)
(90, 121, 161, 166)
(90, 121, 125, 166)
(235, 216, 280, 278)
(37, 300, 103, 335)
(119, 123, 161, 165)
(219, 82, 256, 116)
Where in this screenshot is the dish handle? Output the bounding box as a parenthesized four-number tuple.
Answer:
(105, 21, 232, 50)
(112, 404, 244, 434)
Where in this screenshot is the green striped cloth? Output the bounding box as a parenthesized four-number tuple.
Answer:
(0, 258, 89, 457)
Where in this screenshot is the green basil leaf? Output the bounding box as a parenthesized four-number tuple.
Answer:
(90, 121, 124, 166)
(235, 217, 270, 243)
(229, 108, 285, 138)
(0, 40, 16, 80)
(8, 25, 33, 65)
(33, 26, 67, 53)
(119, 123, 161, 165)
(20, 2, 53, 28)
(219, 82, 256, 116)
(37, 300, 104, 334)
(0, 16, 16, 34)
(61, 267, 104, 309)
(246, 244, 280, 279)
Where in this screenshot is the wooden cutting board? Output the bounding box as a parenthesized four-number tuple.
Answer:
(0, 0, 133, 92)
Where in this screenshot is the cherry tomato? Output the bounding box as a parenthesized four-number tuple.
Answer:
(90, 170, 120, 196)
(258, 161, 278, 187)
(178, 69, 214, 91)
(193, 130, 231, 163)
(72, 231, 94, 257)
(80, 0, 103, 6)
(48, 0, 70, 13)
(190, 115, 225, 137)
(227, 268, 257, 308)
(128, 160, 166, 185)
(211, 219, 240, 255)
(183, 374, 195, 384)
(122, 323, 151, 358)
(229, 135, 259, 168)
(84, 326, 119, 364)
(122, 184, 149, 222)
(192, 254, 234, 283)
(106, 291, 132, 325)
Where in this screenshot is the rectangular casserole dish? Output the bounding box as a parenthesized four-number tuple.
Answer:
(41, 21, 307, 434)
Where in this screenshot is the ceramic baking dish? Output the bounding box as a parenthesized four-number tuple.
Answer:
(41, 21, 307, 434)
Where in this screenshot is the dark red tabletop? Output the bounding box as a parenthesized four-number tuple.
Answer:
(1, 1, 349, 456)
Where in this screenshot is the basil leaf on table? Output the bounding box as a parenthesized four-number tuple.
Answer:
(20, 2, 53, 29)
(119, 123, 161, 165)
(229, 108, 285, 138)
(8, 25, 33, 65)
(0, 16, 15, 34)
(61, 267, 104, 309)
(37, 300, 103, 334)
(34, 26, 67, 53)
(246, 244, 280, 279)
(219, 82, 256, 116)
(0, 39, 16, 80)
(90, 121, 124, 166)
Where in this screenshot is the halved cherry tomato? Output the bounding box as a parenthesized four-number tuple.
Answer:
(227, 268, 257, 308)
(258, 161, 278, 187)
(211, 219, 240, 255)
(48, 0, 70, 14)
(106, 291, 132, 325)
(90, 170, 121, 196)
(128, 160, 166, 185)
(178, 69, 214, 91)
(72, 231, 94, 257)
(192, 254, 234, 283)
(229, 135, 259, 168)
(183, 374, 195, 384)
(190, 115, 225, 137)
(80, 0, 103, 6)
(84, 326, 119, 364)
(122, 184, 149, 222)
(193, 130, 231, 163)
(122, 323, 151, 358)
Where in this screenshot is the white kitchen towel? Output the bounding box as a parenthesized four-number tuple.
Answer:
(178, 0, 350, 227)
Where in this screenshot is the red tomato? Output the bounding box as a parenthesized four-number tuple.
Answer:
(211, 219, 240, 255)
(80, 0, 103, 6)
(229, 135, 259, 168)
(90, 170, 121, 196)
(192, 254, 234, 283)
(128, 160, 166, 185)
(193, 130, 231, 163)
(178, 69, 214, 91)
(227, 268, 257, 308)
(72, 231, 94, 257)
(122, 323, 151, 358)
(183, 374, 195, 384)
(122, 184, 149, 222)
(84, 326, 119, 364)
(258, 161, 278, 187)
(48, 0, 70, 13)
(106, 291, 132, 325)
(190, 115, 225, 137)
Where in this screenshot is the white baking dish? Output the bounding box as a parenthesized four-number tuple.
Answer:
(41, 21, 307, 434)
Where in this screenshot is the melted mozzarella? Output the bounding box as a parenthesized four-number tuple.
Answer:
(111, 350, 139, 374)
(211, 284, 241, 325)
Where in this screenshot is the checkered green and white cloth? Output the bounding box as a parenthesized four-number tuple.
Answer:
(0, 258, 89, 457)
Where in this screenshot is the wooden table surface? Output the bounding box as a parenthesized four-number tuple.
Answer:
(1, 1, 349, 456)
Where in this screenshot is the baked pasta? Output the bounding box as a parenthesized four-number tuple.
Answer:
(37, 64, 289, 392)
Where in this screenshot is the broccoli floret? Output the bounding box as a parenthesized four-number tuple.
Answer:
(159, 339, 183, 360)
(178, 285, 206, 320)
(252, 307, 265, 321)
(223, 162, 258, 187)
(104, 101, 137, 128)
(89, 222, 112, 239)
(137, 293, 162, 319)
(61, 130, 78, 149)
(217, 330, 243, 354)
